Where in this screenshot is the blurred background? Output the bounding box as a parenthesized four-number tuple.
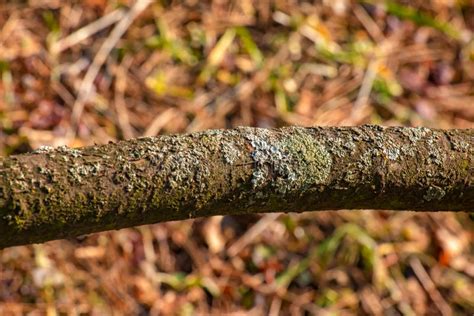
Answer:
(0, 0, 473, 314)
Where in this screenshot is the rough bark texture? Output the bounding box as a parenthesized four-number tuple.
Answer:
(0, 126, 472, 248)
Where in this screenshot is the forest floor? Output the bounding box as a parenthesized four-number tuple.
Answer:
(0, 0, 473, 315)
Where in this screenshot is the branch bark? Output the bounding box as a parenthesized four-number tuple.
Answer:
(0, 126, 472, 248)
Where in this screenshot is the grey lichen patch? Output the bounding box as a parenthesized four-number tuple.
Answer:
(240, 127, 332, 193)
(450, 138, 470, 152)
(33, 146, 55, 154)
(78, 163, 101, 176)
(385, 147, 400, 161)
(150, 135, 215, 211)
(196, 129, 243, 165)
(401, 127, 430, 143)
(390, 127, 449, 166)
(221, 142, 241, 164)
(367, 128, 402, 162)
(124, 137, 164, 162)
(356, 150, 375, 175)
(56, 146, 83, 158)
(37, 166, 49, 175)
(445, 131, 472, 153)
(67, 166, 84, 183)
(424, 133, 446, 166)
(322, 130, 358, 159)
(33, 145, 83, 158)
(423, 186, 446, 201)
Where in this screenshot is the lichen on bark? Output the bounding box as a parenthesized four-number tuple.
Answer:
(0, 125, 472, 248)
(239, 127, 332, 192)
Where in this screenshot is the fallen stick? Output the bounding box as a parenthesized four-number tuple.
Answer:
(0, 126, 472, 248)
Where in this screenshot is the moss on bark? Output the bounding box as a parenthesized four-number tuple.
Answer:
(0, 126, 472, 248)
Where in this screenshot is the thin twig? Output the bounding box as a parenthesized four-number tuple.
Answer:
(51, 8, 126, 54)
(68, 0, 152, 142)
(143, 108, 179, 137)
(227, 213, 281, 257)
(409, 257, 452, 316)
(114, 57, 135, 139)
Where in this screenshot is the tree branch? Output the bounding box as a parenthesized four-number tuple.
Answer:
(0, 126, 472, 248)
